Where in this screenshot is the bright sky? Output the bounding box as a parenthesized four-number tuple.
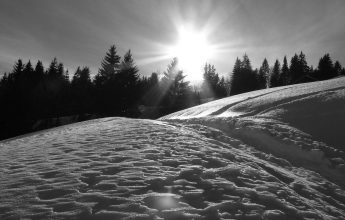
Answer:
(1, 0, 345, 82)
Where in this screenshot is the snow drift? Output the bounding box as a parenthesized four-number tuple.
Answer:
(1, 77, 345, 220)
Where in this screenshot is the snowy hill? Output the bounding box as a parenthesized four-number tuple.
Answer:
(1, 78, 345, 220)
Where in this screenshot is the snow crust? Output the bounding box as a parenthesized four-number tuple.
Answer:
(161, 77, 345, 187)
(1, 77, 345, 219)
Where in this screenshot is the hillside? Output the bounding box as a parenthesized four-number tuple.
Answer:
(1, 78, 345, 220)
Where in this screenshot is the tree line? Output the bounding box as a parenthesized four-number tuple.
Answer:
(228, 52, 345, 95)
(0, 45, 201, 140)
(200, 51, 345, 98)
(0, 45, 344, 140)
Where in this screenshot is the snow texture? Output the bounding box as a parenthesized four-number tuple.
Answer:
(1, 77, 345, 220)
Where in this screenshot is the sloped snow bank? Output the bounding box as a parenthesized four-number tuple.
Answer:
(161, 77, 345, 150)
(1, 117, 345, 219)
(161, 77, 345, 189)
(167, 117, 345, 189)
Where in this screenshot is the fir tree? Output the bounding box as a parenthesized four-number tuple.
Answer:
(33, 60, 45, 83)
(289, 54, 299, 84)
(280, 56, 289, 85)
(317, 53, 335, 80)
(161, 58, 191, 111)
(298, 51, 310, 81)
(258, 58, 269, 89)
(230, 54, 258, 95)
(71, 67, 92, 114)
(201, 63, 219, 98)
(95, 45, 121, 86)
(47, 58, 59, 78)
(118, 50, 140, 115)
(270, 59, 281, 87)
(334, 61, 342, 76)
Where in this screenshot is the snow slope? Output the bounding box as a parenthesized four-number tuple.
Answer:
(161, 77, 345, 188)
(1, 78, 345, 220)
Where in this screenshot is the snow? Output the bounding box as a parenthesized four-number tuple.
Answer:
(1, 77, 345, 219)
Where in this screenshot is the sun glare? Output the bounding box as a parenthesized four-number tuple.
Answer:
(169, 27, 214, 82)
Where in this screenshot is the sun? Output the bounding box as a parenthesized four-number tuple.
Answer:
(168, 27, 214, 82)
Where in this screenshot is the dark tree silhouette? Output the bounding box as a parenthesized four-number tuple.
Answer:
(280, 56, 289, 86)
(258, 58, 269, 89)
(270, 59, 281, 87)
(230, 54, 258, 95)
(316, 54, 336, 80)
(1, 49, 345, 140)
(94, 45, 122, 115)
(160, 58, 191, 112)
(140, 72, 160, 107)
(71, 67, 93, 114)
(289, 52, 310, 84)
(201, 63, 227, 99)
(94, 45, 121, 86)
(117, 50, 140, 116)
(334, 61, 342, 76)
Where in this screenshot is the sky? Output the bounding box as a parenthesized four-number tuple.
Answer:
(1, 0, 345, 82)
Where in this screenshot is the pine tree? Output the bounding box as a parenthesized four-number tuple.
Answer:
(269, 59, 281, 87)
(258, 58, 269, 89)
(317, 53, 335, 80)
(280, 56, 289, 85)
(298, 51, 310, 81)
(230, 54, 258, 95)
(11, 59, 24, 82)
(161, 58, 191, 111)
(72, 67, 91, 85)
(289, 54, 299, 84)
(119, 50, 139, 88)
(201, 63, 219, 98)
(33, 60, 45, 83)
(229, 57, 242, 96)
(95, 45, 121, 86)
(71, 67, 92, 114)
(334, 61, 342, 76)
(23, 61, 34, 75)
(47, 58, 59, 78)
(118, 50, 140, 115)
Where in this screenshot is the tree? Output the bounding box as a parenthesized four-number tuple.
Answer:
(316, 53, 336, 80)
(160, 58, 191, 111)
(33, 60, 45, 84)
(230, 54, 258, 95)
(201, 63, 227, 99)
(94, 45, 121, 86)
(93, 45, 122, 115)
(12, 59, 24, 77)
(270, 59, 281, 87)
(280, 56, 289, 85)
(47, 58, 59, 78)
(201, 63, 218, 98)
(258, 58, 269, 89)
(117, 50, 140, 116)
(334, 61, 342, 76)
(71, 67, 93, 114)
(289, 52, 310, 84)
(289, 54, 299, 84)
(140, 72, 160, 107)
(298, 51, 310, 82)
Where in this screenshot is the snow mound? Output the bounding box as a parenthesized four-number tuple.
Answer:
(1, 118, 345, 219)
(161, 77, 345, 188)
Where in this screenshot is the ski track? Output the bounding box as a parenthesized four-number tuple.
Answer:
(1, 118, 345, 220)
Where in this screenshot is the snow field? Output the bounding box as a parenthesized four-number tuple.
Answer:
(1, 118, 345, 219)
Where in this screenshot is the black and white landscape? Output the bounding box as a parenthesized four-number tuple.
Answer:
(1, 1, 345, 220)
(1, 77, 345, 219)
